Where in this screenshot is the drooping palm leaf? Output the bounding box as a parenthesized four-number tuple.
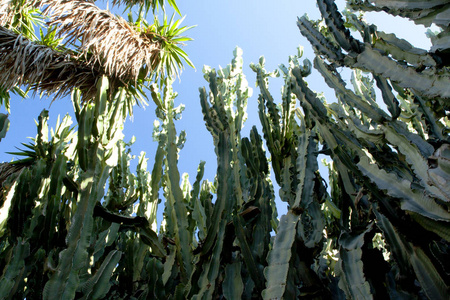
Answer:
(0, 26, 100, 99)
(31, 0, 161, 83)
(0, 25, 151, 110)
(0, 0, 191, 106)
(111, 0, 181, 16)
(0, 0, 43, 40)
(0, 161, 27, 205)
(137, 13, 195, 80)
(0, 0, 14, 28)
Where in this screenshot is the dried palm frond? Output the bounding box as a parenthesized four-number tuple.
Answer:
(0, 0, 14, 27)
(31, 0, 162, 82)
(0, 26, 100, 99)
(0, 0, 43, 40)
(111, 0, 154, 7)
(0, 161, 27, 205)
(0, 162, 26, 186)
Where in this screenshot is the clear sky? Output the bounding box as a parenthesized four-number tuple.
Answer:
(0, 0, 434, 216)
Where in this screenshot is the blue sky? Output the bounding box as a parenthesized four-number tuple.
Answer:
(0, 0, 434, 216)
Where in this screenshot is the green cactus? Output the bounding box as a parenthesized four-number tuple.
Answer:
(289, 0, 450, 298)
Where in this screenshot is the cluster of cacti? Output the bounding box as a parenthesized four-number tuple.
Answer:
(0, 0, 449, 299)
(289, 0, 449, 298)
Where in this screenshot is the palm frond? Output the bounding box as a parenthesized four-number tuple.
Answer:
(0, 85, 27, 113)
(0, 0, 43, 40)
(0, 26, 99, 99)
(31, 0, 162, 82)
(0, 0, 14, 27)
(0, 161, 27, 204)
(111, 0, 181, 16)
(0, 162, 26, 182)
(0, 1, 191, 107)
(0, 26, 150, 110)
(138, 13, 195, 80)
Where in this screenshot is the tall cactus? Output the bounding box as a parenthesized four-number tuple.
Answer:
(251, 50, 329, 300)
(185, 47, 276, 299)
(290, 0, 450, 298)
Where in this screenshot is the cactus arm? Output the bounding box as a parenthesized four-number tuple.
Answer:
(150, 127, 165, 216)
(135, 152, 158, 225)
(373, 75, 401, 119)
(335, 226, 374, 300)
(382, 125, 448, 201)
(199, 87, 223, 138)
(234, 213, 265, 292)
(292, 129, 315, 210)
(357, 155, 450, 221)
(409, 246, 449, 300)
(0, 238, 30, 299)
(317, 0, 362, 53)
(389, 121, 434, 158)
(222, 262, 244, 300)
(191, 161, 206, 201)
(428, 144, 450, 202)
(374, 208, 448, 298)
(191, 161, 208, 241)
(297, 15, 344, 62)
(373, 31, 437, 68)
(353, 45, 450, 98)
(257, 94, 282, 183)
(413, 93, 445, 140)
(410, 212, 450, 241)
(372, 208, 412, 274)
(313, 57, 388, 122)
(262, 212, 300, 300)
(190, 216, 227, 299)
(162, 246, 176, 286)
(349, 70, 379, 109)
(290, 67, 329, 120)
(79, 250, 122, 300)
(348, 0, 450, 28)
(165, 114, 193, 283)
(196, 136, 231, 256)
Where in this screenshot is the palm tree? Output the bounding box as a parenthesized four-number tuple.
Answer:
(0, 0, 192, 102)
(0, 0, 192, 191)
(0, 2, 192, 298)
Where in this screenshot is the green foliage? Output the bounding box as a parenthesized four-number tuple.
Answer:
(6, 0, 43, 40)
(131, 12, 195, 83)
(1, 0, 449, 299)
(113, 0, 182, 17)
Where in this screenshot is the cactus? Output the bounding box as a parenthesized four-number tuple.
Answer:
(289, 0, 450, 298)
(1, 0, 449, 299)
(0, 113, 8, 142)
